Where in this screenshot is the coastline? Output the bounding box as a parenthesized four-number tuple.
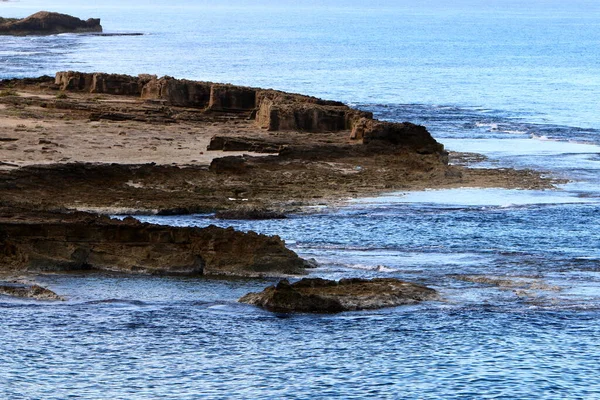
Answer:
(0, 73, 558, 215)
(0, 72, 561, 282)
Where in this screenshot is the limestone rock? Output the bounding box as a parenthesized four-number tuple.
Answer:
(0, 210, 307, 278)
(255, 91, 370, 132)
(50, 70, 446, 153)
(351, 118, 445, 154)
(207, 84, 256, 112)
(240, 277, 440, 313)
(141, 76, 212, 108)
(0, 11, 102, 36)
(55, 71, 150, 95)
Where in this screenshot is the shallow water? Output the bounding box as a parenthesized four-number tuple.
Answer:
(2, 0, 600, 398)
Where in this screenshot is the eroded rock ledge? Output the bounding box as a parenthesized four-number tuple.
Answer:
(239, 277, 440, 313)
(0, 209, 309, 277)
(51, 70, 443, 153)
(0, 12, 102, 36)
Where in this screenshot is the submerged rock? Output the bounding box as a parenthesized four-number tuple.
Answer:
(239, 277, 440, 313)
(0, 282, 64, 301)
(0, 11, 102, 36)
(215, 208, 287, 220)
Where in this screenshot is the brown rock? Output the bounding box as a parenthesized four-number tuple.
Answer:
(55, 71, 95, 92)
(207, 136, 282, 153)
(0, 282, 64, 301)
(90, 73, 147, 96)
(0, 210, 307, 277)
(239, 277, 439, 313)
(255, 91, 370, 132)
(141, 76, 212, 108)
(209, 156, 249, 174)
(351, 118, 445, 154)
(0, 11, 102, 36)
(207, 84, 256, 112)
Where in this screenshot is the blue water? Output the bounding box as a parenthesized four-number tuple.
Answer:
(2, 0, 600, 398)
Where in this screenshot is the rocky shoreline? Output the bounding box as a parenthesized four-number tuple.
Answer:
(0, 71, 558, 310)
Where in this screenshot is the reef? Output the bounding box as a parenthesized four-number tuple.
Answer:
(0, 11, 102, 36)
(239, 277, 440, 313)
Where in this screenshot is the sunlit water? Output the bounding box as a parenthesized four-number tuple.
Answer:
(2, 1, 600, 398)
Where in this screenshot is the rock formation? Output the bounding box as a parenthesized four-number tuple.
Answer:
(0, 210, 309, 277)
(0, 282, 64, 301)
(239, 277, 440, 313)
(51, 71, 443, 155)
(0, 11, 102, 35)
(350, 117, 444, 154)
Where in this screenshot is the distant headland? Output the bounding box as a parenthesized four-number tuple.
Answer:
(0, 11, 102, 36)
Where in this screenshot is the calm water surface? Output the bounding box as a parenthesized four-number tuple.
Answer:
(1, 1, 600, 398)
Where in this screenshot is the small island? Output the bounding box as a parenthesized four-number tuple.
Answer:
(0, 11, 102, 36)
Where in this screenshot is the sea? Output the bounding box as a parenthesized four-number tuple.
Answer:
(1, 1, 600, 398)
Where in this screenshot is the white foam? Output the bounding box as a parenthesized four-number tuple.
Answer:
(442, 138, 600, 156)
(350, 188, 594, 207)
(343, 264, 398, 273)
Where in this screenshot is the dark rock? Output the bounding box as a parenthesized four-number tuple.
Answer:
(90, 73, 149, 96)
(0, 210, 307, 277)
(207, 84, 256, 112)
(351, 118, 445, 154)
(0, 282, 64, 301)
(255, 91, 370, 132)
(55, 71, 95, 92)
(215, 208, 287, 220)
(89, 112, 136, 122)
(141, 76, 212, 108)
(239, 277, 440, 313)
(209, 156, 249, 174)
(0, 75, 54, 89)
(207, 136, 282, 153)
(0, 11, 102, 36)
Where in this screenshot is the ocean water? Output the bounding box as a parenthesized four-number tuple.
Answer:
(2, 1, 600, 399)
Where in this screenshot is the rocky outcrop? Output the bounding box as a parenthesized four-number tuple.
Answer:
(49, 71, 445, 154)
(55, 71, 152, 96)
(208, 84, 256, 112)
(0, 282, 64, 301)
(140, 76, 212, 107)
(254, 90, 370, 132)
(0, 210, 308, 277)
(0, 11, 102, 36)
(350, 118, 444, 154)
(239, 277, 440, 313)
